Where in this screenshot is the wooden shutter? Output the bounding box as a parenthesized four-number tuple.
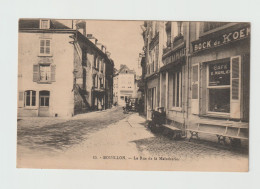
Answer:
(40, 40, 45, 54)
(200, 64, 207, 115)
(242, 54, 250, 122)
(18, 91, 24, 107)
(51, 64, 56, 82)
(191, 64, 199, 114)
(230, 56, 241, 119)
(33, 64, 39, 82)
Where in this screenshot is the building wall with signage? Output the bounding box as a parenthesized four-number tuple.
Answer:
(159, 21, 189, 130)
(189, 23, 250, 122)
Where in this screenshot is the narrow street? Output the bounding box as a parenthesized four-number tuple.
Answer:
(17, 106, 248, 171)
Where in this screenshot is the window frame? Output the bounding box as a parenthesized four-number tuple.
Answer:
(171, 71, 182, 111)
(206, 60, 231, 116)
(39, 91, 50, 107)
(24, 90, 36, 108)
(40, 19, 50, 29)
(39, 39, 52, 56)
(39, 64, 51, 82)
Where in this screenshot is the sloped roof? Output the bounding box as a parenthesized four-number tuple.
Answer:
(19, 19, 71, 29)
(117, 64, 135, 74)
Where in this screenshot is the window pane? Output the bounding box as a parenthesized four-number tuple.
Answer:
(45, 47, 50, 54)
(26, 91, 30, 106)
(40, 97, 45, 106)
(32, 91, 36, 106)
(40, 47, 44, 54)
(45, 97, 49, 106)
(46, 40, 50, 46)
(40, 40, 45, 46)
(209, 62, 230, 86)
(209, 88, 230, 113)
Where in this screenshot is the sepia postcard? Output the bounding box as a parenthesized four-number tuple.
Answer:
(17, 19, 250, 171)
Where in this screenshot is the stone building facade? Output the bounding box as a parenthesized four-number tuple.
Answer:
(18, 19, 114, 117)
(113, 64, 137, 106)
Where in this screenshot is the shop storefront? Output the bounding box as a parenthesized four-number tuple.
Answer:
(190, 23, 250, 121)
(187, 22, 250, 144)
(160, 43, 187, 130)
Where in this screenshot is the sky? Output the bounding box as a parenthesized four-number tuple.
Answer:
(84, 20, 144, 75)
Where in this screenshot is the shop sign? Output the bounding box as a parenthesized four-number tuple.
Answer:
(209, 62, 230, 86)
(193, 26, 250, 53)
(163, 47, 186, 65)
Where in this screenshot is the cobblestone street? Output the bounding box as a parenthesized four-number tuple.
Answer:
(17, 107, 130, 155)
(17, 106, 248, 171)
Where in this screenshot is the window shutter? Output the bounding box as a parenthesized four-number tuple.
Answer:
(40, 40, 45, 54)
(232, 59, 239, 99)
(191, 64, 199, 114)
(230, 56, 241, 119)
(51, 64, 56, 82)
(33, 64, 39, 82)
(18, 91, 24, 107)
(192, 65, 199, 99)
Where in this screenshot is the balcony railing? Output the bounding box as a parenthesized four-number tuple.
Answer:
(163, 34, 184, 55)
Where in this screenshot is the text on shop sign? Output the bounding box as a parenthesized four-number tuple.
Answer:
(193, 27, 250, 53)
(209, 62, 230, 86)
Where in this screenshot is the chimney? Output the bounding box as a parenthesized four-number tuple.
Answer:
(106, 51, 111, 58)
(76, 20, 87, 36)
(87, 34, 98, 44)
(96, 42, 102, 50)
(101, 45, 106, 53)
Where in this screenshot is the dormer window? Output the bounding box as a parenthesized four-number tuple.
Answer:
(40, 19, 50, 29)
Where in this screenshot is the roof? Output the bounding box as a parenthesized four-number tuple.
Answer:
(117, 64, 135, 75)
(19, 19, 71, 29)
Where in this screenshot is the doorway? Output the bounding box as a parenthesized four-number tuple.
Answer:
(39, 90, 50, 117)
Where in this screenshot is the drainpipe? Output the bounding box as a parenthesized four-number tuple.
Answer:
(146, 24, 150, 120)
(186, 22, 191, 137)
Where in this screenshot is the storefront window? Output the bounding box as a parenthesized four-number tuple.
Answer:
(209, 88, 230, 113)
(208, 61, 230, 113)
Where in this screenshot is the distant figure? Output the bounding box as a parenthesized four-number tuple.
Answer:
(98, 100, 102, 111)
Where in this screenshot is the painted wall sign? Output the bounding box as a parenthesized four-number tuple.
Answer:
(209, 62, 230, 86)
(162, 47, 186, 65)
(193, 26, 250, 53)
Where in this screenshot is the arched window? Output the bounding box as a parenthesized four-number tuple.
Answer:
(25, 90, 36, 106)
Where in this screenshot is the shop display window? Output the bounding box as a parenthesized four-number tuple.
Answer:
(207, 60, 230, 114)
